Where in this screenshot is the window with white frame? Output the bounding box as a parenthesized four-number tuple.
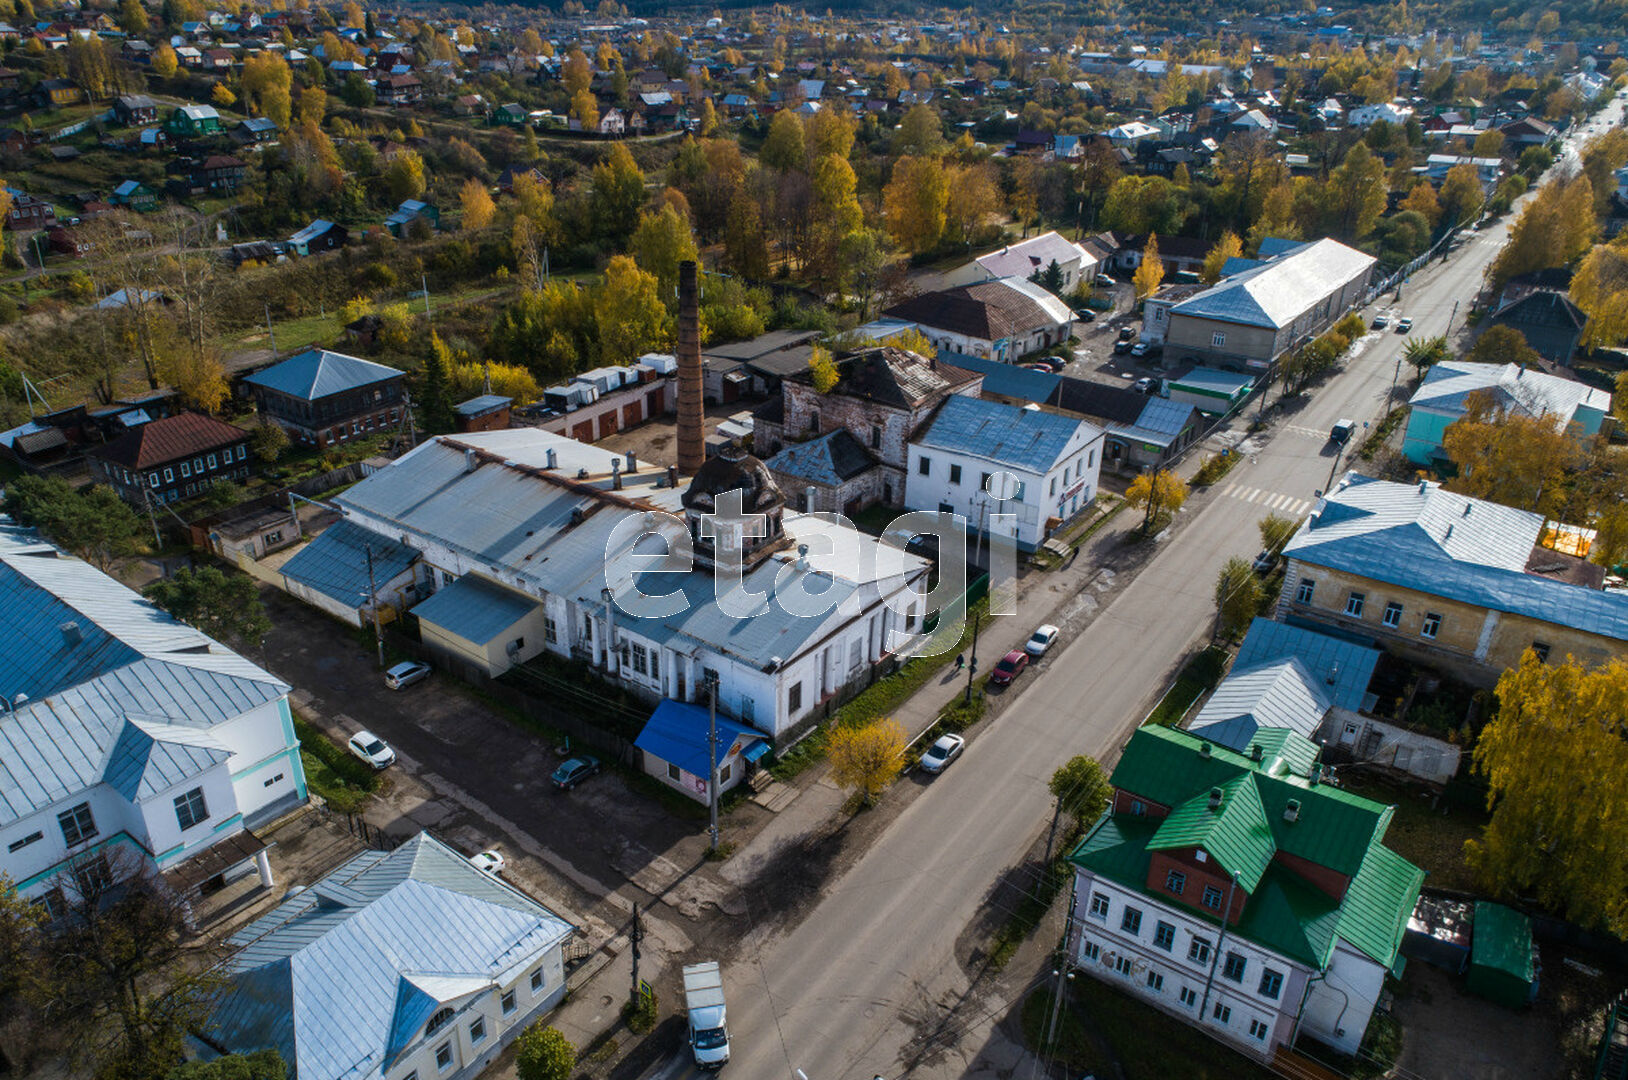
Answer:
(1212, 1002, 1231, 1023)
(174, 787, 208, 831)
(501, 990, 516, 1015)
(469, 1017, 486, 1045)
(58, 803, 97, 846)
(1081, 940, 1100, 961)
(1421, 612, 1442, 639)
(530, 967, 545, 993)
(1114, 955, 1133, 976)
(1089, 894, 1109, 920)
(435, 1042, 453, 1072)
(1249, 1019, 1270, 1041)
(1146, 971, 1164, 992)
(1211, 332, 1226, 348)
(1344, 591, 1365, 617)
(1382, 601, 1403, 628)
(545, 616, 558, 643)
(1179, 986, 1198, 1008)
(632, 643, 649, 675)
(1154, 921, 1175, 951)
(1296, 578, 1314, 604)
(1188, 937, 1211, 964)
(1120, 907, 1142, 934)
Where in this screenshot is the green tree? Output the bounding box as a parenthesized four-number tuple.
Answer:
(144, 566, 273, 647)
(1100, 175, 1186, 235)
(383, 150, 428, 205)
(723, 193, 769, 280)
(1402, 334, 1451, 377)
(595, 255, 668, 365)
(1214, 556, 1262, 640)
(893, 103, 945, 156)
(590, 143, 646, 243)
(1322, 141, 1387, 241)
(1257, 512, 1299, 556)
(1438, 162, 1485, 226)
(341, 71, 374, 107)
(1468, 653, 1628, 936)
(828, 718, 907, 805)
(1467, 325, 1542, 368)
(515, 1024, 575, 1080)
(250, 422, 289, 465)
(118, 0, 148, 35)
(1048, 755, 1110, 824)
(1125, 469, 1188, 534)
(760, 109, 806, 173)
(630, 203, 699, 306)
(2, 476, 142, 568)
(168, 1049, 288, 1080)
(420, 332, 455, 432)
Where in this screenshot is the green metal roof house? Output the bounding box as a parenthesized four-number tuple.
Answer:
(1068, 724, 1423, 1062)
(1466, 902, 1538, 1009)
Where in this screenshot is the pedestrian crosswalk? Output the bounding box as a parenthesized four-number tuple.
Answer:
(1217, 483, 1314, 516)
(1284, 425, 1328, 441)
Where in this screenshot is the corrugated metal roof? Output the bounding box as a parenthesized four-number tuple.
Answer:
(1408, 359, 1610, 426)
(411, 574, 537, 646)
(634, 699, 765, 776)
(914, 395, 1098, 474)
(1339, 845, 1426, 968)
(764, 429, 877, 487)
(453, 395, 512, 416)
(1188, 657, 1329, 752)
(1169, 368, 1255, 395)
(243, 349, 402, 401)
(1170, 238, 1375, 330)
(973, 231, 1087, 280)
(0, 528, 288, 826)
(1149, 774, 1277, 892)
(934, 350, 1058, 403)
(210, 833, 573, 1080)
(1234, 618, 1380, 713)
(280, 520, 420, 609)
(1285, 474, 1628, 641)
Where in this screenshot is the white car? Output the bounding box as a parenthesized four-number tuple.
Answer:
(919, 734, 965, 774)
(347, 730, 396, 770)
(1025, 624, 1061, 656)
(468, 850, 506, 876)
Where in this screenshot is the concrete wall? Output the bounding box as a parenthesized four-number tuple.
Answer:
(538, 379, 671, 444)
(1323, 707, 1462, 785)
(1297, 941, 1387, 1057)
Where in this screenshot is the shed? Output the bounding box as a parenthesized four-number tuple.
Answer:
(410, 573, 544, 678)
(1466, 902, 1538, 1009)
(634, 699, 768, 803)
(1166, 367, 1255, 414)
(279, 519, 420, 627)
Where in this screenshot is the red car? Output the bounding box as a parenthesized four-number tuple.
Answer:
(990, 650, 1029, 686)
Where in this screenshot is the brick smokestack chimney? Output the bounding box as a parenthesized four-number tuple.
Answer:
(676, 260, 705, 477)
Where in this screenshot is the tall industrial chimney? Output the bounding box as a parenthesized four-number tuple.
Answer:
(676, 260, 705, 477)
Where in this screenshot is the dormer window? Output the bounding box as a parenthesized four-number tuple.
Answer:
(426, 1006, 456, 1037)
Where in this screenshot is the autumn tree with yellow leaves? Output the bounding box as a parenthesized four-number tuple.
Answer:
(828, 718, 908, 806)
(1469, 652, 1628, 936)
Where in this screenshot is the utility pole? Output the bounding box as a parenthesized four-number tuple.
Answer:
(628, 902, 645, 1008)
(707, 672, 720, 853)
(1446, 299, 1460, 336)
(1043, 878, 1078, 1050)
(264, 301, 278, 360)
(963, 611, 981, 704)
(421, 273, 432, 325)
(142, 489, 162, 547)
(365, 545, 384, 669)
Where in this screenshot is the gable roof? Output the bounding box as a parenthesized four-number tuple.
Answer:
(1233, 618, 1381, 713)
(914, 394, 1097, 474)
(973, 231, 1089, 280)
(279, 519, 419, 609)
(1188, 657, 1330, 752)
(764, 428, 877, 487)
(1170, 238, 1376, 330)
(409, 573, 536, 646)
(884, 277, 1070, 341)
(1284, 473, 1628, 642)
(0, 526, 287, 827)
(243, 349, 403, 401)
(92, 411, 246, 469)
(634, 699, 765, 777)
(208, 832, 574, 1080)
(818, 346, 981, 410)
(1407, 359, 1608, 427)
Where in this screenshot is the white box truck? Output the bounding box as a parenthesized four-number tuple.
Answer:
(683, 961, 730, 1069)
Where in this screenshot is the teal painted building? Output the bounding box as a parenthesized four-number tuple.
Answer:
(1404, 360, 1613, 466)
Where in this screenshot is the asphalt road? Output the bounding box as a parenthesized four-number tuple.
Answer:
(661, 105, 1624, 1080)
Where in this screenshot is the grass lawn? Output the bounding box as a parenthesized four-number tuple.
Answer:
(1342, 775, 1485, 892)
(1146, 645, 1231, 726)
(292, 714, 379, 814)
(1021, 977, 1277, 1080)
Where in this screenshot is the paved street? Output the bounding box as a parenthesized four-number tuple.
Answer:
(684, 110, 1622, 1080)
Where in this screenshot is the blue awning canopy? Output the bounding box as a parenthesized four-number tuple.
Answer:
(634, 700, 766, 777)
(742, 740, 772, 763)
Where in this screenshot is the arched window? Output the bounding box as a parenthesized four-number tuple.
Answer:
(425, 1007, 456, 1037)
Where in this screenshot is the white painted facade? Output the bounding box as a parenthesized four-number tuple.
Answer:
(905, 422, 1105, 552)
(383, 949, 568, 1080)
(1070, 866, 1385, 1058)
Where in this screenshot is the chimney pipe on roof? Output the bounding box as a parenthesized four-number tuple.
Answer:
(464, 448, 477, 473)
(1419, 479, 1429, 494)
(676, 260, 705, 476)
(60, 621, 82, 647)
(1250, 744, 1264, 762)
(667, 464, 680, 490)
(626, 450, 638, 474)
(545, 448, 558, 470)
(1199, 741, 1211, 758)
(805, 486, 816, 514)
(1207, 787, 1223, 812)
(612, 458, 622, 490)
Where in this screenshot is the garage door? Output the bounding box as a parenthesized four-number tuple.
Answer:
(598, 412, 619, 439)
(622, 402, 641, 428)
(572, 421, 594, 442)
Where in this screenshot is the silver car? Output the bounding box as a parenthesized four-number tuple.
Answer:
(384, 660, 432, 690)
(919, 734, 965, 774)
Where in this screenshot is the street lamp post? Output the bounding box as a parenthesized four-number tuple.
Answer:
(963, 611, 981, 705)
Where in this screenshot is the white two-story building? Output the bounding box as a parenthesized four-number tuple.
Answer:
(0, 524, 306, 910)
(906, 395, 1104, 553)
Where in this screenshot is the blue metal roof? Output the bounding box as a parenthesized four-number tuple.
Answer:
(410, 574, 537, 646)
(1234, 617, 1380, 713)
(764, 428, 877, 487)
(1170, 367, 1255, 395)
(209, 833, 574, 1080)
(1189, 658, 1329, 751)
(1133, 397, 1200, 439)
(1286, 475, 1628, 642)
(242, 349, 402, 402)
(280, 520, 419, 609)
(454, 395, 512, 416)
(936, 350, 1058, 403)
(634, 699, 765, 776)
(1256, 237, 1307, 258)
(914, 394, 1090, 474)
(0, 527, 289, 827)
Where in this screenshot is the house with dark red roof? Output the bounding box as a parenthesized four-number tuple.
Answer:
(90, 411, 253, 506)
